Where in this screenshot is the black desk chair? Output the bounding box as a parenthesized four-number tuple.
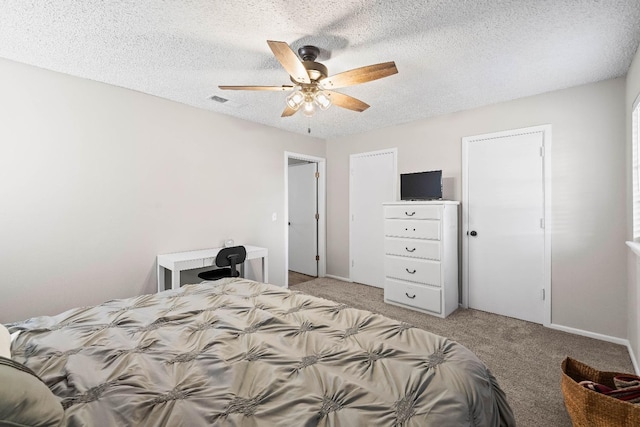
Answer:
(198, 246, 247, 281)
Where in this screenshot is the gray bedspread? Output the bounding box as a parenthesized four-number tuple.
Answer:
(9, 278, 515, 426)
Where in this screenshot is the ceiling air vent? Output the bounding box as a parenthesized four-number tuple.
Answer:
(210, 95, 228, 103)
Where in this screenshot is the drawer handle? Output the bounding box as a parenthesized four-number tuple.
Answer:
(405, 268, 416, 274)
(405, 247, 416, 252)
(405, 293, 416, 299)
(405, 211, 416, 217)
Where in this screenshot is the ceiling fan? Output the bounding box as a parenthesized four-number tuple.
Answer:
(219, 40, 398, 118)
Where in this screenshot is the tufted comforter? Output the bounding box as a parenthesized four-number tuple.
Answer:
(9, 278, 515, 426)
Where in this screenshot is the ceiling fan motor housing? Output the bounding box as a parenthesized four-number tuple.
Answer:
(302, 61, 327, 82)
(296, 45, 327, 82)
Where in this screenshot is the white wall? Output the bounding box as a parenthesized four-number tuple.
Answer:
(626, 45, 640, 367)
(0, 58, 324, 323)
(327, 78, 627, 339)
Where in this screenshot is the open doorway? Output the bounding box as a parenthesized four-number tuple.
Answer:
(284, 152, 326, 288)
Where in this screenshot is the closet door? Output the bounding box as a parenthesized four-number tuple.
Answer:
(464, 128, 547, 324)
(350, 150, 396, 288)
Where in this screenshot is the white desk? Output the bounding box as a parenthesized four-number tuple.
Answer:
(157, 245, 268, 292)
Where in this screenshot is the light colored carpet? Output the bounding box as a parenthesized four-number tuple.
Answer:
(290, 277, 635, 427)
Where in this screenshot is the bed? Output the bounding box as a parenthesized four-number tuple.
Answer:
(4, 278, 515, 426)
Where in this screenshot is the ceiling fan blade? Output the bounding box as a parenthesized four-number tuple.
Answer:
(319, 61, 398, 89)
(325, 90, 370, 112)
(218, 85, 294, 91)
(281, 105, 298, 117)
(267, 40, 311, 84)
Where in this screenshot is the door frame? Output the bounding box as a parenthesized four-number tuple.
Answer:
(349, 148, 398, 282)
(461, 124, 552, 326)
(284, 152, 326, 288)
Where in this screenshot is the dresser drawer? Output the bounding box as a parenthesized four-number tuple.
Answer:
(384, 219, 441, 240)
(384, 238, 441, 260)
(385, 256, 441, 286)
(384, 205, 442, 220)
(385, 278, 441, 313)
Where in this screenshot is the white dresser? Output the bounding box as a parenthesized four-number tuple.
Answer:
(383, 201, 459, 318)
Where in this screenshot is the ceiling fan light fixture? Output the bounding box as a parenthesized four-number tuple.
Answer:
(314, 90, 332, 110)
(302, 100, 316, 117)
(286, 88, 304, 110)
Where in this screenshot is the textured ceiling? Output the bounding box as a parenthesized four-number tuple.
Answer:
(1, 1, 640, 139)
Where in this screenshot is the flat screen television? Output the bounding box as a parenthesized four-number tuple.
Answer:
(400, 170, 443, 200)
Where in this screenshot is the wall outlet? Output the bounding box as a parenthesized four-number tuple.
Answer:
(272, 212, 277, 222)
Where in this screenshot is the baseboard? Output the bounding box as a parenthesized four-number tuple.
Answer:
(550, 322, 639, 374)
(324, 274, 352, 282)
(627, 342, 640, 375)
(548, 323, 628, 346)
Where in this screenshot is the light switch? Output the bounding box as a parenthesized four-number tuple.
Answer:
(272, 212, 277, 222)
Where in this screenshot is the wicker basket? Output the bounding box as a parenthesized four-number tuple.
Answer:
(561, 357, 640, 426)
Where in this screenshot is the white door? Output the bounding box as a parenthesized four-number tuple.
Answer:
(350, 150, 396, 288)
(465, 129, 547, 324)
(288, 162, 317, 276)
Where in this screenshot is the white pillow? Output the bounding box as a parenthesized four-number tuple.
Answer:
(0, 324, 10, 359)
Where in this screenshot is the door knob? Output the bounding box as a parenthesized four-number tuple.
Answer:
(469, 230, 477, 237)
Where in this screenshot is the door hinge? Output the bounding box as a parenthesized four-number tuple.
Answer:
(315, 213, 320, 221)
(316, 255, 320, 261)
(540, 218, 545, 229)
(315, 171, 320, 179)
(540, 146, 545, 157)
(542, 289, 546, 300)
(351, 259, 354, 267)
